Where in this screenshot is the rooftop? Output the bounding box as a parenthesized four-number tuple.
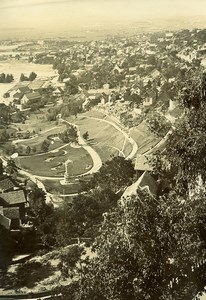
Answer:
(0, 190, 26, 206)
(24, 92, 41, 100)
(122, 171, 157, 199)
(0, 177, 16, 192)
(3, 207, 20, 219)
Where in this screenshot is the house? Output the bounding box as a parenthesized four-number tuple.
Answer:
(0, 206, 21, 230)
(113, 64, 124, 74)
(143, 89, 157, 106)
(0, 189, 27, 207)
(21, 92, 41, 105)
(82, 98, 90, 111)
(28, 79, 46, 91)
(129, 67, 137, 73)
(121, 171, 158, 203)
(13, 92, 24, 102)
(17, 86, 31, 94)
(169, 99, 178, 111)
(0, 189, 27, 231)
(0, 177, 16, 193)
(52, 86, 64, 97)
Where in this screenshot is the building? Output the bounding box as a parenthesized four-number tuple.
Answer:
(21, 92, 41, 105)
(0, 189, 27, 231)
(120, 171, 158, 204)
(143, 89, 157, 106)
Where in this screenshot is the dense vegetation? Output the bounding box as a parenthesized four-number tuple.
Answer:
(51, 72, 206, 300)
(0, 73, 14, 83)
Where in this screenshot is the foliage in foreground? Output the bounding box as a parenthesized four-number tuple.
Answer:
(53, 189, 206, 300)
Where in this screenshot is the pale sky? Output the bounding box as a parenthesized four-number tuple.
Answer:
(1, 0, 206, 37)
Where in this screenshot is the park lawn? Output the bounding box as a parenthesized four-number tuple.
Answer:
(130, 121, 161, 154)
(74, 117, 127, 162)
(82, 110, 106, 119)
(17, 145, 93, 177)
(16, 124, 67, 153)
(123, 139, 133, 157)
(12, 107, 59, 134)
(43, 179, 81, 195)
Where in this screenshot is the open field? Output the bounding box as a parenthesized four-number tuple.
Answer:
(74, 116, 127, 162)
(15, 125, 66, 152)
(0, 60, 56, 81)
(0, 60, 57, 104)
(16, 145, 93, 177)
(130, 121, 160, 154)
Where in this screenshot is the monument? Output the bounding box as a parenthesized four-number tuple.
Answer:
(60, 159, 73, 185)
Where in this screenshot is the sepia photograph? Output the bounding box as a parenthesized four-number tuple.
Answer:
(1, 0, 206, 299)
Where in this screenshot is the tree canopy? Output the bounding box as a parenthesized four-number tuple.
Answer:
(56, 189, 206, 300)
(81, 156, 136, 193)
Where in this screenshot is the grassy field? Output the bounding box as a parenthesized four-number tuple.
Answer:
(130, 121, 160, 154)
(14, 125, 67, 153)
(16, 145, 93, 177)
(73, 116, 128, 162)
(43, 179, 80, 195)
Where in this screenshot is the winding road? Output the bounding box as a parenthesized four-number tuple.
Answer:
(1, 114, 138, 202)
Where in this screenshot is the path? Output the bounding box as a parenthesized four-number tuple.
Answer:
(32, 119, 102, 181)
(12, 125, 62, 145)
(81, 116, 138, 160)
(2, 114, 138, 201)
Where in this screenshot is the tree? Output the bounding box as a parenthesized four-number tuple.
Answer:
(65, 75, 79, 95)
(0, 225, 15, 274)
(29, 72, 37, 81)
(83, 131, 89, 140)
(164, 71, 206, 193)
(5, 159, 18, 176)
(0, 73, 6, 83)
(146, 112, 171, 138)
(58, 189, 206, 300)
(32, 146, 37, 153)
(59, 126, 78, 143)
(82, 156, 136, 193)
(25, 146, 31, 155)
(41, 139, 50, 152)
(55, 188, 118, 247)
(20, 73, 28, 82)
(58, 245, 85, 279)
(5, 74, 14, 83)
(0, 129, 9, 143)
(0, 103, 11, 125)
(28, 186, 56, 248)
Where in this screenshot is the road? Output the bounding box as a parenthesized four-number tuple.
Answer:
(1, 114, 138, 202)
(81, 116, 138, 160)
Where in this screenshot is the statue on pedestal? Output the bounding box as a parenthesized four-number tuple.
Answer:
(60, 159, 72, 185)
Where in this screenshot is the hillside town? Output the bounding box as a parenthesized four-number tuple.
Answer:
(1, 26, 206, 300)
